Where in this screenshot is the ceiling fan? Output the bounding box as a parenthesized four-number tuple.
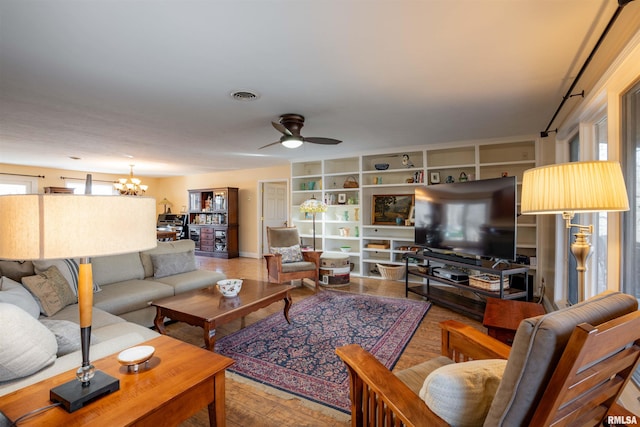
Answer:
(259, 114, 342, 149)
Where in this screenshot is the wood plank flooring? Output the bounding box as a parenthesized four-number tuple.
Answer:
(172, 256, 484, 427)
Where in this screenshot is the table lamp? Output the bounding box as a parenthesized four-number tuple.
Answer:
(521, 161, 629, 302)
(0, 194, 157, 412)
(299, 195, 327, 251)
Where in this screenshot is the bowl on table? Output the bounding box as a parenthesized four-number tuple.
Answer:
(217, 279, 243, 297)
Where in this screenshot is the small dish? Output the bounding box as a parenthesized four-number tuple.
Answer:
(339, 246, 351, 253)
(374, 163, 390, 170)
(118, 345, 155, 367)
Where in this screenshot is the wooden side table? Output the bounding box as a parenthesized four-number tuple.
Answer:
(0, 335, 234, 426)
(483, 298, 545, 345)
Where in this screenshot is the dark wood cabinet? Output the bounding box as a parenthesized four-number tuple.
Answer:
(187, 187, 239, 258)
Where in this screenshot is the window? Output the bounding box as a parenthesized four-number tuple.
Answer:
(0, 176, 37, 195)
(567, 134, 580, 305)
(64, 180, 116, 195)
(594, 117, 608, 294)
(622, 81, 640, 301)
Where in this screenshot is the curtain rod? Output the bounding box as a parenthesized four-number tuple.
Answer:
(540, 0, 635, 137)
(0, 172, 45, 178)
(60, 176, 114, 184)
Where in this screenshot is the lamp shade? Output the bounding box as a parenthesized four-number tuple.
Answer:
(300, 196, 327, 214)
(521, 161, 629, 215)
(0, 195, 158, 260)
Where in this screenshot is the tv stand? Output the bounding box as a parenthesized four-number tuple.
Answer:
(404, 252, 530, 321)
(423, 250, 482, 266)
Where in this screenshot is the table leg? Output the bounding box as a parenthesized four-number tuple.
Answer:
(208, 371, 226, 427)
(283, 292, 292, 324)
(204, 322, 216, 351)
(154, 308, 166, 334)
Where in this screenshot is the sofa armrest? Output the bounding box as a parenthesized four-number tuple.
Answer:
(336, 344, 448, 427)
(440, 320, 511, 361)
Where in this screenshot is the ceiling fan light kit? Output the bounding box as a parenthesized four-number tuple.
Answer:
(260, 113, 342, 150)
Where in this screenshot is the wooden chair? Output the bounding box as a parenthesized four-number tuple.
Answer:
(263, 226, 321, 290)
(336, 291, 640, 427)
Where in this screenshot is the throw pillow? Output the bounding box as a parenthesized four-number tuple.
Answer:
(270, 244, 304, 263)
(0, 260, 35, 283)
(33, 259, 101, 294)
(39, 319, 98, 357)
(0, 276, 41, 319)
(0, 302, 57, 382)
(150, 250, 197, 279)
(21, 266, 78, 317)
(419, 359, 508, 427)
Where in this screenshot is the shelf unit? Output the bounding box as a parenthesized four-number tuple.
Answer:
(403, 251, 531, 321)
(290, 139, 539, 286)
(187, 187, 239, 258)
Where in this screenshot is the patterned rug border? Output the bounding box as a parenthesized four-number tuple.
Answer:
(215, 290, 431, 413)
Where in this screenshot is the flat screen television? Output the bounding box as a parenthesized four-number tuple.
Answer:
(414, 176, 517, 261)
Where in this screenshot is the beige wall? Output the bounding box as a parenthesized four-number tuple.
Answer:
(154, 164, 290, 257)
(1, 162, 291, 257)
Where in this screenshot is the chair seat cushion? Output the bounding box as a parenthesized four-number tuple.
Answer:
(420, 359, 508, 427)
(281, 261, 317, 273)
(395, 355, 453, 395)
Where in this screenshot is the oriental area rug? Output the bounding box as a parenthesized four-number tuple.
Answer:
(214, 290, 431, 414)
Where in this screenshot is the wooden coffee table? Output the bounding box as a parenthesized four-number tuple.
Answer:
(153, 279, 294, 351)
(0, 335, 234, 427)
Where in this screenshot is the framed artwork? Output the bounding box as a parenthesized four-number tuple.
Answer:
(430, 172, 440, 184)
(372, 194, 415, 225)
(338, 193, 347, 204)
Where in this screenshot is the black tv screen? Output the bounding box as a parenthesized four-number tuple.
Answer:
(414, 177, 517, 261)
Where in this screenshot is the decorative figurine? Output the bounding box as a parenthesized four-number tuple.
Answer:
(459, 172, 468, 182)
(402, 154, 414, 168)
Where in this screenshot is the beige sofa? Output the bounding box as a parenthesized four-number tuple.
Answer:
(0, 239, 225, 396)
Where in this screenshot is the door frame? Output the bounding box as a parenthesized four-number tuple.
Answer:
(257, 179, 289, 258)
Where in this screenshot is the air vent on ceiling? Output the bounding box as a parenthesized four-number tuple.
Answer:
(230, 90, 260, 101)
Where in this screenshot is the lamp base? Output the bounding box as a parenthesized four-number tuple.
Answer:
(50, 371, 119, 412)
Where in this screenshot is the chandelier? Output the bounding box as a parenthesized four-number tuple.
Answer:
(113, 165, 148, 196)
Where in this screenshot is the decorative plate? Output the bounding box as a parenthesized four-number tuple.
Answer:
(117, 345, 155, 366)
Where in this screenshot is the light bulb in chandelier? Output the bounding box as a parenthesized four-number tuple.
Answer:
(113, 165, 148, 196)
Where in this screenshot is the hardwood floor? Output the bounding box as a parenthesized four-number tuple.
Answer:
(173, 256, 485, 427)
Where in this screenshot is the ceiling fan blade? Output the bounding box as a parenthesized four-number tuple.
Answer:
(272, 121, 292, 136)
(258, 141, 282, 150)
(303, 137, 342, 145)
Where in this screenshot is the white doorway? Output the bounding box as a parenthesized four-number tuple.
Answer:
(259, 180, 289, 256)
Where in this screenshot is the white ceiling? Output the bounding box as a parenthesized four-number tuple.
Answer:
(0, 0, 630, 177)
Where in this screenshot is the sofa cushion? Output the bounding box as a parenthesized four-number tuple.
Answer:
(0, 303, 57, 382)
(0, 276, 40, 319)
(140, 240, 195, 278)
(270, 244, 304, 263)
(40, 319, 98, 357)
(93, 279, 174, 316)
(152, 269, 225, 294)
(281, 261, 317, 273)
(420, 359, 507, 427)
(47, 305, 125, 329)
(33, 259, 101, 294)
(0, 260, 34, 282)
(151, 250, 197, 279)
(485, 291, 639, 427)
(91, 253, 145, 286)
(21, 266, 78, 316)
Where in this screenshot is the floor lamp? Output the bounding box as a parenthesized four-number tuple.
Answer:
(0, 194, 157, 412)
(299, 195, 327, 251)
(521, 161, 629, 302)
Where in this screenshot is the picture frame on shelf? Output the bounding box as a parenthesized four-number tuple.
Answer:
(430, 172, 440, 184)
(338, 193, 347, 204)
(372, 194, 415, 225)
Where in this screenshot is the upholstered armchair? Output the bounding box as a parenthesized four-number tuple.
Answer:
(263, 226, 321, 290)
(337, 291, 640, 427)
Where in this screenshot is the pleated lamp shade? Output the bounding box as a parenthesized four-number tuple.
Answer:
(521, 161, 629, 215)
